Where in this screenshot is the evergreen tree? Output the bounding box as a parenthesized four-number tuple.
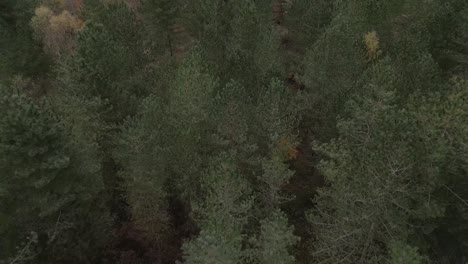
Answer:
(181, 77, 300, 263)
(283, 0, 334, 56)
(114, 50, 217, 261)
(308, 59, 468, 263)
(183, 0, 280, 89)
(300, 6, 366, 141)
(254, 210, 299, 264)
(57, 2, 150, 122)
(1, 0, 467, 262)
(0, 85, 108, 263)
(141, 0, 179, 56)
(0, 0, 50, 80)
(164, 50, 218, 201)
(51, 2, 155, 254)
(180, 154, 252, 264)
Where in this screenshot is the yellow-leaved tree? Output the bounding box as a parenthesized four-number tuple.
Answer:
(364, 30, 382, 61)
(31, 5, 83, 58)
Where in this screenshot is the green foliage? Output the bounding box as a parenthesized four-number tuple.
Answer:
(0, 86, 69, 258)
(2, 0, 467, 263)
(299, 0, 450, 141)
(0, 85, 108, 263)
(284, 0, 335, 51)
(183, 0, 280, 89)
(309, 59, 468, 263)
(301, 13, 366, 141)
(181, 151, 298, 264)
(180, 77, 300, 263)
(141, 0, 179, 55)
(254, 210, 299, 264)
(428, 1, 468, 75)
(113, 49, 218, 238)
(114, 50, 218, 251)
(116, 95, 170, 236)
(389, 241, 425, 264)
(0, 0, 50, 80)
(251, 79, 299, 211)
(59, 2, 150, 122)
(164, 51, 218, 201)
(143, 0, 178, 28)
(169, 51, 217, 126)
(302, 2, 468, 263)
(180, 154, 252, 264)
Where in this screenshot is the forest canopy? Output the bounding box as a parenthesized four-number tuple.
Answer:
(0, 0, 467, 263)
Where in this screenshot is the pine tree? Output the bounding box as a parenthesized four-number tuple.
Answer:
(164, 50, 218, 201)
(115, 95, 170, 242)
(253, 210, 299, 264)
(389, 241, 425, 264)
(183, 78, 300, 264)
(300, 7, 366, 141)
(299, 0, 411, 141)
(141, 0, 179, 56)
(180, 153, 252, 264)
(0, 84, 108, 263)
(308, 58, 468, 263)
(183, 0, 280, 89)
(51, 2, 154, 253)
(251, 79, 299, 209)
(284, 0, 334, 55)
(57, 2, 150, 122)
(114, 50, 218, 260)
(2, 0, 467, 263)
(0, 0, 51, 80)
(251, 80, 300, 264)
